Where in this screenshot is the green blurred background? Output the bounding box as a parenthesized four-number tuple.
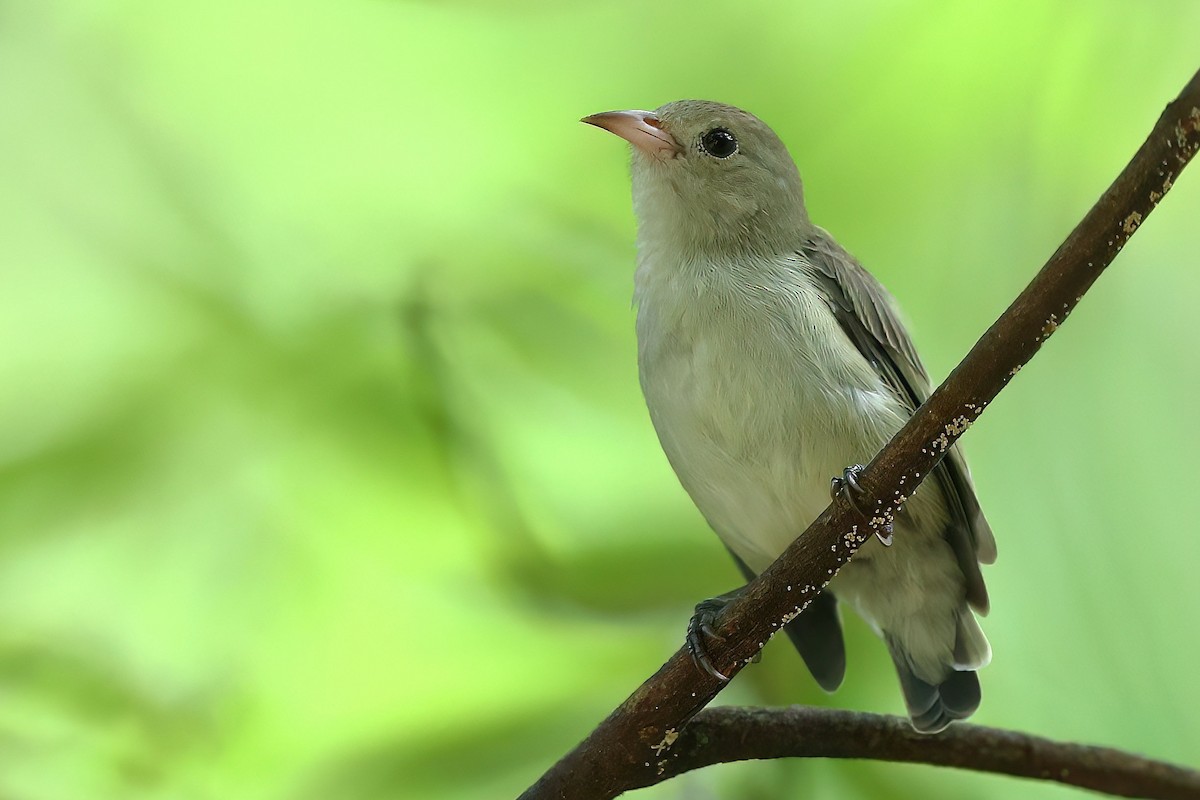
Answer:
(2, 1, 1198, 798)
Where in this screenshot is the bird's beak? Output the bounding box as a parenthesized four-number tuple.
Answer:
(581, 110, 682, 159)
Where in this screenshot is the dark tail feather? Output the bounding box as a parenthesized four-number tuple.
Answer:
(887, 638, 980, 734)
(725, 549, 846, 692)
(782, 591, 846, 692)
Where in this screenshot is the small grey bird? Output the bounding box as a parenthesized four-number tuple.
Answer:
(583, 100, 996, 733)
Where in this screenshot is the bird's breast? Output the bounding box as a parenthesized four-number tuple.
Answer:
(633, 253, 906, 568)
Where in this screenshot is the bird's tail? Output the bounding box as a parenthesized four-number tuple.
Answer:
(886, 610, 990, 734)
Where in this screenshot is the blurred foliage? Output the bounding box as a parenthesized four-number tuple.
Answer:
(1, 1, 1198, 798)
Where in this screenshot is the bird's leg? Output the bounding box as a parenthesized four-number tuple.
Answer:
(830, 464, 894, 547)
(830, 464, 867, 511)
(687, 588, 756, 682)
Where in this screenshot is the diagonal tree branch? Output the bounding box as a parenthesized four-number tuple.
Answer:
(521, 67, 1200, 800)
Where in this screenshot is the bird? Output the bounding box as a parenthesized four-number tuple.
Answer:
(582, 100, 996, 733)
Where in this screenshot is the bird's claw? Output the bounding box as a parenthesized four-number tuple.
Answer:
(830, 464, 868, 513)
(687, 595, 735, 682)
(832, 464, 894, 546)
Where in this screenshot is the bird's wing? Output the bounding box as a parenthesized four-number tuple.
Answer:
(800, 229, 996, 613)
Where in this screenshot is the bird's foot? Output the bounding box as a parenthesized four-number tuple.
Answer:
(830, 464, 894, 547)
(830, 464, 867, 510)
(687, 590, 746, 682)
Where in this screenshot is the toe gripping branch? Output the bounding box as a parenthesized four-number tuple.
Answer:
(685, 592, 741, 682)
(830, 464, 893, 546)
(687, 464, 892, 683)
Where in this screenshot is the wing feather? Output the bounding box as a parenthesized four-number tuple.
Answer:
(800, 230, 995, 612)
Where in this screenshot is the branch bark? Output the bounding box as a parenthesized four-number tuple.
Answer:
(666, 707, 1200, 800)
(521, 68, 1200, 800)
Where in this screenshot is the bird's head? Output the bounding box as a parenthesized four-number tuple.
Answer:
(583, 100, 811, 258)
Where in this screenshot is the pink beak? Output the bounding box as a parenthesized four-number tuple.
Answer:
(581, 110, 682, 159)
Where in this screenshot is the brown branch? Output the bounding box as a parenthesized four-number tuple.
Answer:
(520, 68, 1200, 800)
(664, 707, 1200, 800)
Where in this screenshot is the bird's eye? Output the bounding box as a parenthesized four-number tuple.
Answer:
(699, 128, 738, 159)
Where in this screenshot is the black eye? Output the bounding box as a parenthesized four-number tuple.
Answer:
(699, 128, 738, 158)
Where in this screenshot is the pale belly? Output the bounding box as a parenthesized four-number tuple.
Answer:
(640, 323, 963, 656)
(638, 301, 910, 574)
(633, 257, 976, 681)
